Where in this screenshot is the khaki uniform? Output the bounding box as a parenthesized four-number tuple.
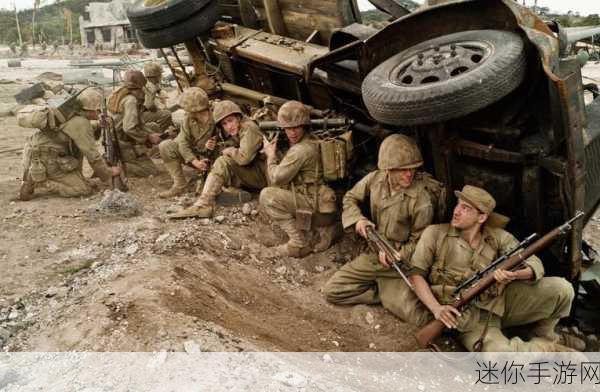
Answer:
(111, 94, 159, 177)
(324, 171, 434, 310)
(259, 134, 337, 247)
(142, 80, 172, 131)
(22, 115, 112, 197)
(405, 224, 574, 352)
(158, 113, 216, 168)
(210, 117, 267, 190)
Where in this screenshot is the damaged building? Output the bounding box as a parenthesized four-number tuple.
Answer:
(79, 0, 138, 50)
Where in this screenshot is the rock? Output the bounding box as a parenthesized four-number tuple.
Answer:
(125, 243, 139, 256)
(588, 334, 598, 343)
(242, 203, 252, 215)
(570, 326, 581, 336)
(272, 372, 307, 388)
(86, 190, 142, 217)
(7, 310, 19, 320)
(331, 340, 339, 347)
(251, 210, 258, 217)
(32, 98, 46, 105)
(36, 72, 63, 82)
(275, 266, 287, 275)
(314, 265, 325, 273)
(183, 340, 201, 354)
(214, 215, 226, 223)
(45, 287, 59, 298)
(199, 218, 211, 225)
(365, 312, 374, 325)
(368, 343, 376, 349)
(155, 233, 170, 243)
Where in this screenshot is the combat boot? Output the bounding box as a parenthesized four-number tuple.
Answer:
(271, 219, 311, 258)
(159, 161, 187, 199)
(168, 174, 223, 219)
(313, 224, 339, 253)
(18, 180, 35, 201)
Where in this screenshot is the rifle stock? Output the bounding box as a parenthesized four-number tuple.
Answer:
(100, 97, 128, 192)
(414, 212, 584, 349)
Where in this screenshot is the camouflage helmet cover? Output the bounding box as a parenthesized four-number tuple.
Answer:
(178, 87, 209, 113)
(143, 61, 163, 78)
(124, 70, 147, 89)
(277, 100, 310, 128)
(78, 88, 103, 111)
(213, 100, 242, 124)
(377, 134, 423, 170)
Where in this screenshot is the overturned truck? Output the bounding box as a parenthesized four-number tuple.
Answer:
(127, 0, 600, 321)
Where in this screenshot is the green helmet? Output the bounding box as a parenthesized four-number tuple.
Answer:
(178, 87, 209, 113)
(213, 100, 242, 124)
(143, 62, 163, 78)
(124, 70, 147, 89)
(377, 134, 423, 170)
(277, 100, 310, 128)
(78, 89, 103, 111)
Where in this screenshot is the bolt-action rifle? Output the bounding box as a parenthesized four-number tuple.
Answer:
(100, 97, 128, 192)
(365, 226, 414, 290)
(415, 211, 584, 349)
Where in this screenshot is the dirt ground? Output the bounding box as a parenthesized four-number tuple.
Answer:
(0, 59, 599, 353)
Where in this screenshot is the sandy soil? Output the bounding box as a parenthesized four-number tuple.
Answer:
(0, 59, 598, 353)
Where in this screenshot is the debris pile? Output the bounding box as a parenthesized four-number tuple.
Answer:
(86, 189, 143, 217)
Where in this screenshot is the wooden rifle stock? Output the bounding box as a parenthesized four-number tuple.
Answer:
(415, 212, 583, 348)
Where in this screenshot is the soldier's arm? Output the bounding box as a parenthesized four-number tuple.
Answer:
(229, 122, 262, 166)
(122, 97, 149, 144)
(62, 117, 112, 182)
(267, 145, 307, 186)
(397, 195, 435, 262)
(143, 83, 157, 111)
(498, 230, 544, 282)
(341, 171, 375, 230)
(175, 122, 199, 164)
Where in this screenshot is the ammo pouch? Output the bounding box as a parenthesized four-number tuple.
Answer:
(29, 153, 47, 183)
(319, 131, 353, 182)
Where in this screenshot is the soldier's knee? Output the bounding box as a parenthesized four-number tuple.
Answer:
(212, 156, 231, 174)
(259, 187, 278, 207)
(542, 277, 575, 304)
(158, 140, 174, 160)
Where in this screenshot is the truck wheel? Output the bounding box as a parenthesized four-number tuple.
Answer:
(127, 0, 213, 31)
(361, 30, 526, 126)
(136, 0, 220, 49)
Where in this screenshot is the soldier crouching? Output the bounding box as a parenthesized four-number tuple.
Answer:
(107, 70, 162, 177)
(142, 62, 173, 132)
(259, 101, 338, 258)
(169, 100, 267, 218)
(19, 89, 121, 200)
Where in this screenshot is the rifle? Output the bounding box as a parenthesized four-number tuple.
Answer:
(100, 96, 128, 192)
(415, 211, 584, 349)
(365, 226, 414, 290)
(258, 118, 353, 131)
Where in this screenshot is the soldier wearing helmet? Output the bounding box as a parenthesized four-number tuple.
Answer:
(158, 87, 218, 199)
(18, 88, 121, 201)
(142, 62, 173, 132)
(323, 134, 436, 320)
(107, 69, 162, 177)
(257, 101, 338, 258)
(169, 99, 268, 218)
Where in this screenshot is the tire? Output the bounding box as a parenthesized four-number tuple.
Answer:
(127, 0, 213, 31)
(361, 30, 526, 126)
(136, 1, 220, 49)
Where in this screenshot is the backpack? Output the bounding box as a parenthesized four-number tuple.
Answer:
(318, 131, 353, 182)
(17, 105, 64, 131)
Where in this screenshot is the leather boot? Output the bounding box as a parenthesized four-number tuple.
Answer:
(159, 161, 187, 199)
(18, 179, 35, 201)
(272, 219, 311, 258)
(168, 174, 223, 219)
(313, 224, 339, 252)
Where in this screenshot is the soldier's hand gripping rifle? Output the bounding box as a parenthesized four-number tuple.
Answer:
(365, 226, 414, 290)
(415, 211, 585, 349)
(100, 97, 128, 192)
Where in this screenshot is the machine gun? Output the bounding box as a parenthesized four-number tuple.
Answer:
(415, 211, 585, 349)
(100, 97, 128, 192)
(365, 226, 414, 290)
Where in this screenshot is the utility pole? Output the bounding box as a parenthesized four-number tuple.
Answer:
(14, 2, 23, 47)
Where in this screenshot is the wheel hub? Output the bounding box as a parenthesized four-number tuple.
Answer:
(390, 40, 493, 87)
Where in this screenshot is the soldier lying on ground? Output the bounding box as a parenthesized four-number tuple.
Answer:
(18, 89, 121, 200)
(158, 87, 217, 199)
(323, 134, 435, 316)
(142, 62, 173, 132)
(259, 101, 338, 258)
(107, 70, 162, 177)
(406, 185, 585, 352)
(169, 100, 267, 218)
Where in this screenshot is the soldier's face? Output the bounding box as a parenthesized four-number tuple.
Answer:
(284, 126, 305, 145)
(388, 168, 416, 189)
(221, 114, 241, 136)
(451, 200, 486, 229)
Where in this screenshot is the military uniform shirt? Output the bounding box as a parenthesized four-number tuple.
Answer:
(267, 134, 321, 187)
(176, 114, 216, 164)
(226, 118, 264, 166)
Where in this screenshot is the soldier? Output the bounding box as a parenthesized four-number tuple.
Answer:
(258, 101, 338, 258)
(107, 69, 162, 177)
(323, 134, 435, 316)
(406, 185, 584, 351)
(168, 100, 266, 217)
(142, 62, 173, 132)
(158, 87, 216, 199)
(18, 89, 121, 200)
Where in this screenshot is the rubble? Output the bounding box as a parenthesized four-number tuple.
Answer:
(86, 190, 142, 217)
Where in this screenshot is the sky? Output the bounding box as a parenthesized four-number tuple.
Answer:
(0, 0, 598, 16)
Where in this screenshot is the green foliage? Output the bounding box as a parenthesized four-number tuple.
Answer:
(0, 0, 111, 45)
